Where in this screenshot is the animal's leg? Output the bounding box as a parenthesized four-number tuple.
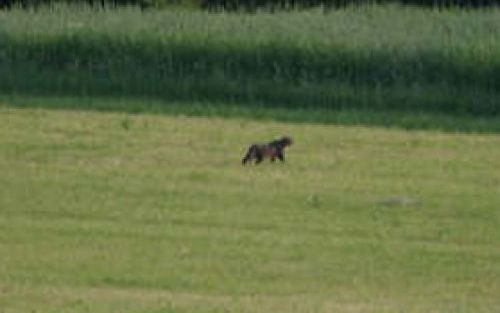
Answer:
(255, 155, 263, 164)
(277, 152, 285, 162)
(242, 150, 251, 165)
(242, 145, 256, 165)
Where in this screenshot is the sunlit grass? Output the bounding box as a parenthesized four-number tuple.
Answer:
(1, 102, 499, 312)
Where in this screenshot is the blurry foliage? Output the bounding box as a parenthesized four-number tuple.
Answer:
(0, 0, 201, 9)
(0, 0, 498, 9)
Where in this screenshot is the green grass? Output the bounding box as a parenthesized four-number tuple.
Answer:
(1, 5, 500, 115)
(4, 94, 500, 133)
(1, 100, 500, 312)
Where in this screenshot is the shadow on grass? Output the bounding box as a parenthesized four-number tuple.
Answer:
(1, 59, 500, 134)
(2, 94, 500, 134)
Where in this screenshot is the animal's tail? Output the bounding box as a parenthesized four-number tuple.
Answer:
(242, 145, 256, 165)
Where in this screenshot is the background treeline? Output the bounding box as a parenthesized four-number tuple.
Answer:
(0, 0, 498, 9)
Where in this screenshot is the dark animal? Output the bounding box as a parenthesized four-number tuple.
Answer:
(242, 136, 293, 165)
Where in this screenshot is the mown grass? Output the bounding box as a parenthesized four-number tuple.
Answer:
(1, 101, 500, 312)
(1, 5, 500, 115)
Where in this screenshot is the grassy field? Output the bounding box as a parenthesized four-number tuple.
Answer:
(1, 5, 500, 115)
(4, 94, 500, 134)
(1, 100, 500, 312)
(2, 3, 500, 312)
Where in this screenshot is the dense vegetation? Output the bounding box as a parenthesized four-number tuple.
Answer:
(1, 0, 499, 10)
(1, 6, 500, 117)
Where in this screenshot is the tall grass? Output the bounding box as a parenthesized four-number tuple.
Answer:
(1, 5, 500, 115)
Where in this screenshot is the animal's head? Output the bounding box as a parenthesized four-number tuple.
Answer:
(281, 136, 293, 147)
